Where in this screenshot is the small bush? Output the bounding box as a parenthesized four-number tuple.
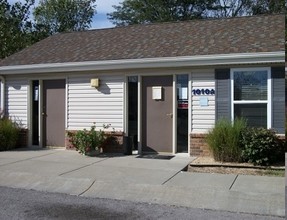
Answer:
(68, 124, 110, 155)
(0, 117, 19, 151)
(206, 118, 247, 162)
(241, 128, 284, 166)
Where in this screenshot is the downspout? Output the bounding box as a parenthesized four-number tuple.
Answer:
(0, 75, 5, 118)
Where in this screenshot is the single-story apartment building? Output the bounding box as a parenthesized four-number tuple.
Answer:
(0, 14, 285, 156)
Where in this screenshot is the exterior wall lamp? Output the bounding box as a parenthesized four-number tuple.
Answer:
(91, 78, 100, 88)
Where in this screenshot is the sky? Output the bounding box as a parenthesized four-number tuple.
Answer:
(8, 0, 123, 29)
(93, 0, 123, 29)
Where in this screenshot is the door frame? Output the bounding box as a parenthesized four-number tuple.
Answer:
(125, 73, 190, 155)
(28, 77, 67, 147)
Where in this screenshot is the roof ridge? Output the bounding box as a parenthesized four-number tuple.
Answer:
(59, 13, 285, 35)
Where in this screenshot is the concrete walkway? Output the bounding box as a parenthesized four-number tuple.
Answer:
(0, 148, 284, 217)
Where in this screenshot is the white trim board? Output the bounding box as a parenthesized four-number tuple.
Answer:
(0, 52, 284, 75)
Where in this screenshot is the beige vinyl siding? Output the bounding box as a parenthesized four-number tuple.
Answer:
(67, 74, 124, 131)
(191, 71, 215, 133)
(5, 77, 28, 128)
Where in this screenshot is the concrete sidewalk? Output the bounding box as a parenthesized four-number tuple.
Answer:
(0, 148, 284, 217)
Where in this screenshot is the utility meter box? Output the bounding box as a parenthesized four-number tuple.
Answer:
(152, 86, 162, 100)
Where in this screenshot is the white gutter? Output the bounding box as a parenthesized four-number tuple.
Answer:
(0, 75, 5, 118)
(0, 51, 284, 75)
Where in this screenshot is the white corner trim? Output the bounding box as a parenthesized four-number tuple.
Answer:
(0, 51, 284, 75)
(0, 76, 5, 116)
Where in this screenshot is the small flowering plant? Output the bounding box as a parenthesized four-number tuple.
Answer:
(68, 123, 111, 155)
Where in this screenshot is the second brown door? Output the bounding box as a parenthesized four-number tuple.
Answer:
(142, 76, 173, 153)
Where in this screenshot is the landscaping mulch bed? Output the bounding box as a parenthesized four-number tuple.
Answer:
(188, 157, 285, 177)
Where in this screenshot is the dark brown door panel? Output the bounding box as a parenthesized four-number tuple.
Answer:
(142, 76, 173, 153)
(43, 79, 65, 147)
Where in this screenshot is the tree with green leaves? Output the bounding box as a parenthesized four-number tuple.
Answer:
(108, 0, 285, 26)
(251, 0, 285, 15)
(211, 0, 253, 17)
(211, 0, 285, 18)
(0, 0, 36, 59)
(108, 0, 218, 26)
(33, 0, 97, 35)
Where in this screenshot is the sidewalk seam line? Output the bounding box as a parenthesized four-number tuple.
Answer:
(229, 174, 239, 190)
(78, 180, 96, 196)
(59, 158, 110, 176)
(161, 170, 182, 185)
(0, 152, 60, 167)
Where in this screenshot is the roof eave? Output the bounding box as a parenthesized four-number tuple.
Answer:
(0, 51, 284, 75)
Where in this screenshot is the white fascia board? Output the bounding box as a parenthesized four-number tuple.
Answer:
(0, 51, 284, 75)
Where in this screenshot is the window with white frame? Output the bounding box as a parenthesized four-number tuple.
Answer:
(231, 68, 271, 128)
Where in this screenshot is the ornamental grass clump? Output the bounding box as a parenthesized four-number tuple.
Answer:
(206, 118, 247, 162)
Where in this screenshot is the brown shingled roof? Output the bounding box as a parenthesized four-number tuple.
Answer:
(0, 14, 284, 67)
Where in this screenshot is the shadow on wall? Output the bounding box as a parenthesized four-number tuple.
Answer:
(142, 145, 158, 153)
(12, 84, 22, 90)
(97, 82, 111, 95)
(161, 87, 166, 101)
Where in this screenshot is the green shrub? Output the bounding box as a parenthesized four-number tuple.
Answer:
(206, 118, 247, 162)
(0, 117, 19, 151)
(241, 128, 284, 166)
(68, 124, 109, 155)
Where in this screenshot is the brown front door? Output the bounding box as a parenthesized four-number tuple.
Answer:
(142, 76, 173, 153)
(43, 79, 65, 147)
